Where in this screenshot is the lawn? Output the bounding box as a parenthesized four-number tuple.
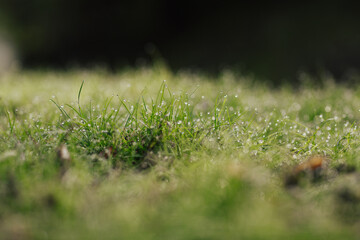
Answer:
(1, 67, 360, 239)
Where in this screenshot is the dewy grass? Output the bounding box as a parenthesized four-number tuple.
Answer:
(50, 80, 234, 168)
(1, 68, 360, 239)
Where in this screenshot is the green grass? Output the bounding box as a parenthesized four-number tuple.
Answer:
(1, 67, 360, 239)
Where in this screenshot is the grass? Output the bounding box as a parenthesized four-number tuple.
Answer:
(1, 67, 360, 239)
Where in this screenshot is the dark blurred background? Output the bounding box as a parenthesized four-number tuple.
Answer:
(0, 0, 360, 82)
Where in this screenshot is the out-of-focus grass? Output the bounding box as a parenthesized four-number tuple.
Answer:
(1, 67, 360, 239)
